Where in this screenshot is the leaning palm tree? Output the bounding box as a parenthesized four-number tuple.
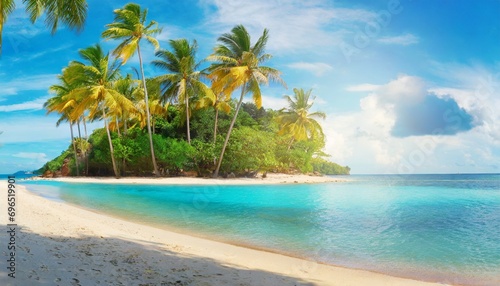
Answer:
(0, 0, 87, 53)
(102, 3, 162, 176)
(277, 88, 326, 149)
(153, 39, 215, 144)
(65, 44, 135, 178)
(208, 25, 285, 177)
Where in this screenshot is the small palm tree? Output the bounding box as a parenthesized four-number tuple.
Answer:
(208, 25, 285, 177)
(153, 39, 215, 144)
(277, 88, 326, 149)
(210, 91, 231, 144)
(1, 0, 87, 53)
(133, 77, 169, 133)
(102, 3, 162, 176)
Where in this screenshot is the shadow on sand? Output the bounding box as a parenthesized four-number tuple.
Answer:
(0, 225, 317, 286)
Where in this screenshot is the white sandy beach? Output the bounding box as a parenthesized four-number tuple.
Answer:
(1, 178, 445, 286)
(47, 173, 348, 185)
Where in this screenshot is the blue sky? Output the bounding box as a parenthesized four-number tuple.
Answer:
(1, 0, 500, 174)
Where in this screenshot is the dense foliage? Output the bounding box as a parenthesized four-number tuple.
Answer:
(40, 101, 350, 176)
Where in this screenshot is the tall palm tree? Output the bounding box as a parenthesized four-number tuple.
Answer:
(277, 88, 326, 149)
(153, 39, 215, 144)
(102, 3, 162, 176)
(45, 76, 81, 176)
(1, 0, 87, 53)
(65, 44, 135, 178)
(208, 25, 285, 177)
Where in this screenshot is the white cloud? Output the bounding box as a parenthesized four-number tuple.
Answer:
(0, 97, 48, 112)
(345, 83, 380, 92)
(261, 95, 288, 110)
(0, 74, 57, 97)
(200, 0, 376, 52)
(378, 33, 419, 46)
(428, 65, 500, 144)
(288, 62, 333, 77)
(156, 24, 185, 42)
(322, 72, 500, 174)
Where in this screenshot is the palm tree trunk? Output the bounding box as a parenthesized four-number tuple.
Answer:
(287, 137, 295, 150)
(82, 115, 88, 139)
(70, 121, 80, 176)
(82, 116, 89, 175)
(115, 118, 121, 137)
(213, 86, 246, 177)
(213, 107, 219, 144)
(76, 119, 82, 139)
(137, 44, 160, 176)
(102, 107, 120, 178)
(123, 113, 128, 136)
(186, 95, 191, 144)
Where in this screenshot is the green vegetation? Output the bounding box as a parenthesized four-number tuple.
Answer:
(39, 3, 350, 178)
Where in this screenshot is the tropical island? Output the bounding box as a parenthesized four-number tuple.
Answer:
(36, 4, 350, 179)
(3, 2, 497, 286)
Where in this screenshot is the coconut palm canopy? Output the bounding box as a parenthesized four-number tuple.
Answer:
(277, 88, 326, 143)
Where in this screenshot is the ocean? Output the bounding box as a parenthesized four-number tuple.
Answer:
(20, 174, 500, 285)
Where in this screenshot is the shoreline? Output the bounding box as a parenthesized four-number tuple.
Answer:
(2, 182, 444, 286)
(26, 173, 349, 185)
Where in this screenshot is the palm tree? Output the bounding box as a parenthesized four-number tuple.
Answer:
(208, 25, 285, 177)
(45, 76, 81, 176)
(65, 44, 135, 178)
(277, 88, 326, 149)
(210, 91, 231, 144)
(102, 3, 162, 176)
(153, 39, 215, 144)
(112, 74, 138, 135)
(1, 0, 87, 53)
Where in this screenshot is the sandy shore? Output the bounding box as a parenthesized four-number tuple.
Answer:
(0, 181, 444, 286)
(41, 173, 348, 185)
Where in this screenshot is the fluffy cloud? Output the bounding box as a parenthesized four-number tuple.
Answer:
(323, 73, 500, 174)
(369, 75, 475, 137)
(391, 95, 474, 137)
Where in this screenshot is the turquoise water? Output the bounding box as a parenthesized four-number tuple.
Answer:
(21, 174, 500, 285)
